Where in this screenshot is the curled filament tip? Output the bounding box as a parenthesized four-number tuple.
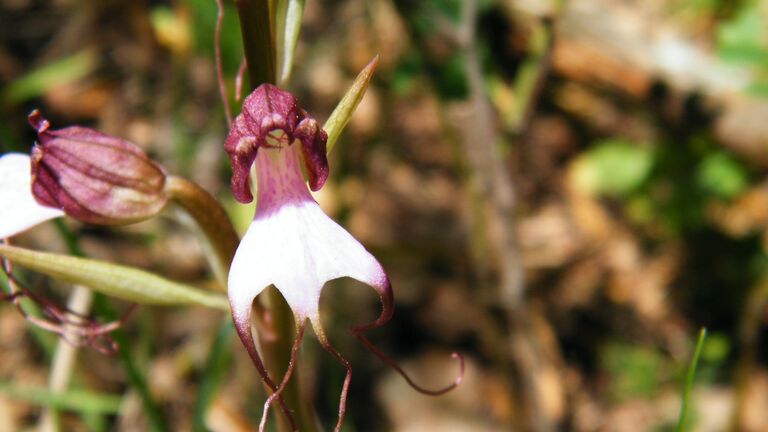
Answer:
(354, 331, 465, 395)
(352, 282, 464, 395)
(311, 278, 463, 431)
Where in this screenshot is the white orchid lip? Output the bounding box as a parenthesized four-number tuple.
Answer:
(228, 144, 391, 330)
(0, 153, 64, 239)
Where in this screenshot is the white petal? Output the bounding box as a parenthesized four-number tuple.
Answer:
(228, 197, 387, 323)
(228, 146, 386, 324)
(0, 153, 63, 238)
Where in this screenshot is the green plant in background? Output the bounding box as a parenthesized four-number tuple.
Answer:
(570, 139, 655, 198)
(695, 152, 748, 199)
(601, 341, 669, 402)
(717, 0, 768, 95)
(572, 131, 752, 235)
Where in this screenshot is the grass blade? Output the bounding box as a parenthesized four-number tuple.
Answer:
(192, 320, 234, 432)
(93, 295, 169, 432)
(676, 327, 707, 432)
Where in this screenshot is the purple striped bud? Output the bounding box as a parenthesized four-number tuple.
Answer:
(28, 110, 168, 225)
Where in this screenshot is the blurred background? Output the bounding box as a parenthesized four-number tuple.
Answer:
(2, 0, 768, 430)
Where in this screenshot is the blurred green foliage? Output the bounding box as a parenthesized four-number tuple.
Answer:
(601, 342, 668, 401)
(0, 382, 122, 414)
(695, 152, 747, 199)
(717, 0, 768, 95)
(571, 139, 655, 198)
(2, 51, 95, 103)
(575, 133, 751, 234)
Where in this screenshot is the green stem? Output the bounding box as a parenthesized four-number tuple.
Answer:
(262, 289, 318, 432)
(164, 176, 240, 288)
(235, 0, 276, 86)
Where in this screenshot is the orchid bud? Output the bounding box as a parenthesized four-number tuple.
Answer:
(28, 110, 168, 225)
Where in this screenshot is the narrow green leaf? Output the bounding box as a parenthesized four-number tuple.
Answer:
(93, 295, 169, 432)
(193, 320, 234, 432)
(676, 327, 707, 432)
(0, 245, 229, 310)
(2, 51, 96, 103)
(274, 0, 306, 85)
(323, 56, 379, 154)
(0, 382, 122, 414)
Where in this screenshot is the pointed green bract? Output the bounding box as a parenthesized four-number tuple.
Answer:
(0, 244, 229, 310)
(323, 56, 379, 154)
(275, 0, 306, 85)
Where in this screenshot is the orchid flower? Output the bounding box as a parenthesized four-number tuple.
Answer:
(225, 84, 463, 431)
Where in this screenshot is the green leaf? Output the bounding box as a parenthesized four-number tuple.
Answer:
(2, 51, 96, 103)
(274, 0, 305, 85)
(0, 382, 122, 414)
(717, 4, 768, 67)
(324, 56, 379, 154)
(696, 152, 747, 199)
(746, 80, 768, 97)
(0, 244, 228, 310)
(571, 139, 654, 197)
